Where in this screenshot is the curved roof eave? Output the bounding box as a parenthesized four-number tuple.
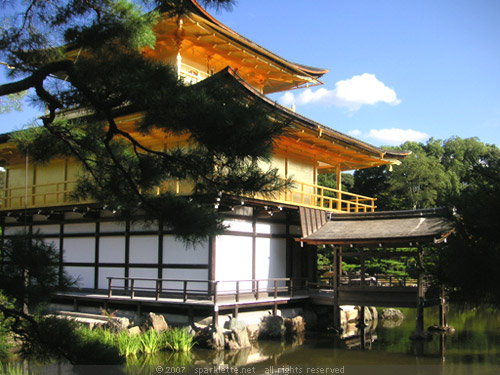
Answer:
(198, 66, 408, 162)
(186, 0, 329, 79)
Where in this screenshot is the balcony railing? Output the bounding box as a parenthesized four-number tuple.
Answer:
(0, 179, 376, 213)
(268, 180, 376, 213)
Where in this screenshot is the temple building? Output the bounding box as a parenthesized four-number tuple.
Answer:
(0, 1, 451, 327)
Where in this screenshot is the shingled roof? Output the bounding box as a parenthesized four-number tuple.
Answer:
(299, 208, 455, 247)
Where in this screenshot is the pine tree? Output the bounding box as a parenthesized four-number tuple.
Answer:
(0, 0, 290, 243)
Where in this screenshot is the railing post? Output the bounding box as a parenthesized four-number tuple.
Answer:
(183, 280, 188, 302)
(108, 278, 112, 298)
(355, 196, 359, 213)
(255, 280, 260, 300)
(236, 281, 240, 302)
(213, 281, 218, 304)
(274, 280, 278, 299)
(156, 280, 160, 301)
(131, 279, 135, 299)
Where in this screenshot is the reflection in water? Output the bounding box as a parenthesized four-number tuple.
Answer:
(13, 306, 500, 374)
(148, 305, 500, 374)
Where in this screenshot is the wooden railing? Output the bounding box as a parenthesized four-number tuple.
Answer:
(0, 180, 83, 209)
(180, 64, 209, 85)
(317, 273, 420, 288)
(107, 277, 309, 303)
(0, 178, 376, 213)
(269, 180, 376, 213)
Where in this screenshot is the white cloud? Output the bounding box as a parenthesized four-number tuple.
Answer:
(349, 128, 429, 145)
(278, 73, 401, 111)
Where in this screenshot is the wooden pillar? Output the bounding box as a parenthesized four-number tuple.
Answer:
(360, 252, 365, 286)
(440, 287, 448, 328)
(336, 167, 342, 211)
(415, 247, 425, 333)
(332, 246, 342, 331)
(212, 305, 219, 327)
(357, 306, 367, 328)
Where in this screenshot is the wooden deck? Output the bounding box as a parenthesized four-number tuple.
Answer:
(53, 275, 438, 322)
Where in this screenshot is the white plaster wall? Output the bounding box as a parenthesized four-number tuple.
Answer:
(131, 221, 158, 232)
(32, 224, 60, 236)
(215, 235, 252, 292)
(64, 223, 96, 234)
(99, 236, 125, 263)
(3, 227, 23, 236)
(130, 235, 158, 264)
(98, 267, 124, 289)
(163, 236, 208, 264)
(255, 222, 286, 235)
(162, 269, 209, 292)
(43, 237, 59, 250)
(66, 266, 94, 289)
(224, 219, 253, 233)
(128, 267, 158, 289)
(100, 222, 125, 233)
(64, 238, 95, 263)
(255, 238, 287, 289)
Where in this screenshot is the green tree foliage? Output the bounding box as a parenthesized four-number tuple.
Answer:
(0, 0, 290, 243)
(329, 137, 500, 294)
(0, 92, 25, 114)
(435, 148, 500, 306)
(352, 137, 497, 211)
(0, 231, 74, 312)
(317, 172, 354, 192)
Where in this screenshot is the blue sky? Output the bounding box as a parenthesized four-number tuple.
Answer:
(216, 0, 500, 147)
(1, 0, 499, 147)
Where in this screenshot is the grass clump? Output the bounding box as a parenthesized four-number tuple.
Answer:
(117, 330, 142, 357)
(0, 362, 24, 375)
(163, 328, 195, 352)
(140, 329, 163, 354)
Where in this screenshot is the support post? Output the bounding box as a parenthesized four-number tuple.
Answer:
(332, 246, 342, 332)
(411, 247, 428, 340)
(439, 287, 448, 328)
(213, 305, 219, 327)
(360, 252, 365, 286)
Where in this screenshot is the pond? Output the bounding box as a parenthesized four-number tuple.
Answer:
(14, 305, 500, 375)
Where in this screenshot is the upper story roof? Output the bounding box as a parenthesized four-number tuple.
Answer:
(144, 0, 328, 94)
(198, 67, 409, 172)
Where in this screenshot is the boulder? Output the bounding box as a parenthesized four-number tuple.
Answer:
(362, 306, 372, 322)
(344, 308, 359, 322)
(369, 306, 378, 321)
(380, 308, 405, 321)
(340, 309, 347, 325)
(284, 316, 306, 334)
(195, 324, 225, 350)
(128, 326, 141, 335)
(258, 315, 285, 340)
(301, 310, 318, 331)
(246, 324, 260, 341)
(226, 318, 251, 349)
(103, 316, 130, 333)
(147, 312, 168, 332)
